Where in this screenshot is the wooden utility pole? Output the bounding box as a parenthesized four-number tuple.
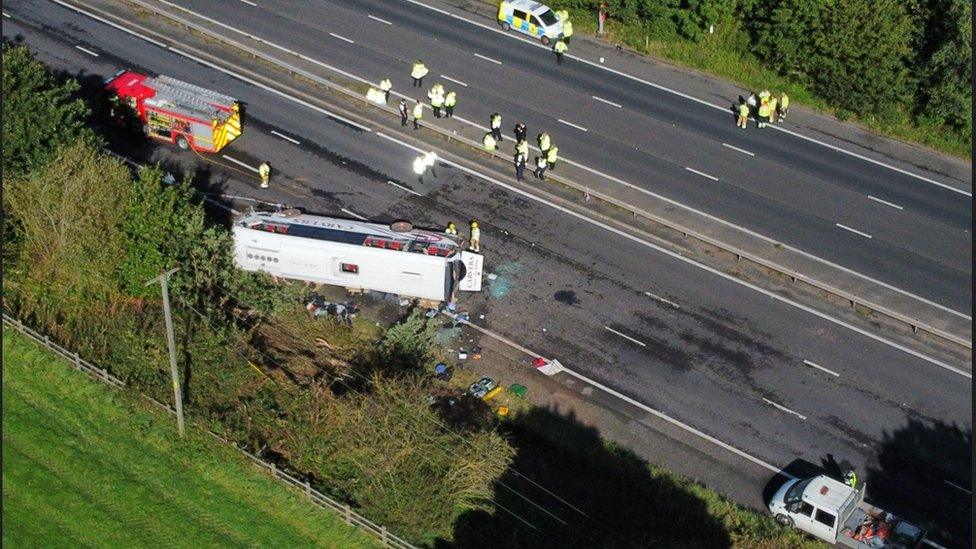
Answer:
(145, 267, 185, 437)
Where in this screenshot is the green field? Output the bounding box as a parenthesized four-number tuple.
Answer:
(1, 327, 378, 549)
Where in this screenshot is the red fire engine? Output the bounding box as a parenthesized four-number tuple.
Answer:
(105, 70, 242, 153)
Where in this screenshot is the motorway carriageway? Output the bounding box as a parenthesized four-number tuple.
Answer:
(6, 1, 971, 544)
(164, 0, 972, 315)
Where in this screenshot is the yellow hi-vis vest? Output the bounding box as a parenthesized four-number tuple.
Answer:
(444, 91, 456, 107)
(758, 102, 771, 117)
(554, 40, 568, 54)
(538, 133, 550, 151)
(516, 140, 528, 156)
(413, 103, 424, 119)
(780, 93, 789, 109)
(483, 133, 497, 151)
(411, 63, 429, 79)
(546, 146, 558, 162)
(738, 103, 749, 117)
(430, 93, 444, 107)
(379, 78, 392, 91)
(563, 20, 574, 37)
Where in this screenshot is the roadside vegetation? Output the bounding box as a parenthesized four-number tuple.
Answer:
(2, 329, 379, 549)
(544, 0, 972, 158)
(3, 41, 822, 547)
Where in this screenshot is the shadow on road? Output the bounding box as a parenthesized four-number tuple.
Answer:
(867, 419, 972, 548)
(437, 405, 731, 548)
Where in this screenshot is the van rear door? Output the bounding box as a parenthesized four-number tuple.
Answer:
(457, 252, 484, 291)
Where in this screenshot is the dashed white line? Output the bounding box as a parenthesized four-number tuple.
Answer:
(944, 480, 971, 494)
(270, 130, 300, 145)
(399, 0, 970, 198)
(149, 0, 971, 322)
(803, 359, 840, 377)
(2, 11, 11, 18)
(722, 143, 755, 156)
(835, 223, 873, 239)
(762, 398, 807, 420)
(440, 74, 468, 87)
(238, 0, 256, 6)
(604, 326, 646, 347)
(221, 155, 259, 173)
(474, 53, 502, 65)
(376, 132, 968, 378)
(868, 195, 904, 210)
(387, 180, 421, 196)
(592, 95, 622, 108)
(644, 291, 680, 309)
(75, 45, 99, 57)
(367, 14, 392, 25)
(685, 167, 719, 181)
(328, 32, 355, 44)
(558, 119, 588, 132)
(341, 208, 368, 220)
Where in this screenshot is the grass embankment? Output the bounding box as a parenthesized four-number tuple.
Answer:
(1, 328, 378, 549)
(537, 2, 970, 160)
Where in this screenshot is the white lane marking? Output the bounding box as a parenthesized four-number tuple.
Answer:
(2, 11, 11, 18)
(868, 195, 904, 210)
(239, 0, 256, 6)
(270, 130, 300, 145)
(75, 45, 99, 57)
(803, 359, 840, 378)
(762, 398, 808, 420)
(221, 155, 259, 172)
(164, 47, 372, 131)
(722, 143, 755, 156)
(376, 131, 970, 378)
(341, 208, 368, 220)
(367, 14, 392, 25)
(944, 480, 971, 494)
(440, 74, 468, 87)
(474, 53, 502, 65)
(644, 291, 680, 308)
(155, 0, 972, 320)
(328, 32, 355, 44)
(686, 167, 719, 181)
(558, 118, 588, 132)
(448, 311, 786, 476)
(82, 0, 960, 372)
(604, 326, 646, 347)
(399, 0, 971, 197)
(592, 95, 622, 108)
(923, 539, 950, 549)
(565, 366, 784, 474)
(387, 180, 421, 196)
(51, 0, 169, 48)
(836, 223, 873, 239)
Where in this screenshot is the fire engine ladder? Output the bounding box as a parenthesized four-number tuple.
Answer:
(153, 75, 237, 107)
(147, 76, 234, 121)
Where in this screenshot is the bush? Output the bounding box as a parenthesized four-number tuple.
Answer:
(1, 43, 100, 177)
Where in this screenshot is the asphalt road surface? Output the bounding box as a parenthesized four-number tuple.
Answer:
(5, 1, 971, 545)
(159, 0, 972, 314)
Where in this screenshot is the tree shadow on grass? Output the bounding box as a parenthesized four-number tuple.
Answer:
(437, 405, 731, 548)
(866, 419, 972, 548)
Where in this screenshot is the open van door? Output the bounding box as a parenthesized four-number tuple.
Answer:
(457, 252, 484, 291)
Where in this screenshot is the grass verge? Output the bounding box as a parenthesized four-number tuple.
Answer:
(1, 327, 379, 549)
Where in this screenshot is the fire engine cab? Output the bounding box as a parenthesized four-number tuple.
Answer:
(104, 70, 242, 153)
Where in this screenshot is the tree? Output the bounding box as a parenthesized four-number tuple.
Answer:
(914, 0, 972, 140)
(2, 143, 131, 356)
(751, 0, 912, 116)
(1, 43, 100, 177)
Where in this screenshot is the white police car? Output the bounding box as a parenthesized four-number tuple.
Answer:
(497, 0, 563, 45)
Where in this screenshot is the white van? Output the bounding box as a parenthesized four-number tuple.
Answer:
(768, 474, 926, 548)
(497, 0, 563, 45)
